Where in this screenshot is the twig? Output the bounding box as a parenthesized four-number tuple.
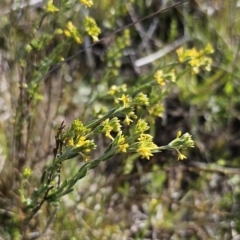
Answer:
(186, 161, 240, 175)
(22, 231, 41, 240)
(40, 207, 58, 237)
(135, 35, 190, 67)
(139, 17, 159, 52)
(22, 185, 54, 239)
(126, 3, 151, 52)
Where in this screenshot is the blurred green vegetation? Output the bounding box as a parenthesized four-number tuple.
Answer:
(1, 0, 240, 239)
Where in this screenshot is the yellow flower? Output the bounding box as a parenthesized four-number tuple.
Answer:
(46, 0, 59, 13)
(66, 138, 74, 146)
(76, 136, 87, 147)
(204, 57, 212, 71)
(124, 115, 133, 125)
(23, 168, 32, 178)
(117, 134, 126, 144)
(83, 155, 90, 161)
(154, 70, 165, 86)
(176, 47, 185, 62)
(101, 119, 114, 140)
(177, 151, 187, 161)
(168, 69, 176, 82)
(66, 22, 74, 31)
(137, 146, 153, 160)
(120, 84, 127, 92)
(177, 45, 213, 74)
(80, 152, 91, 161)
(91, 35, 99, 42)
(118, 94, 131, 107)
(148, 103, 164, 117)
(132, 93, 149, 106)
(115, 133, 129, 152)
(108, 85, 117, 95)
(134, 119, 149, 133)
(64, 30, 71, 37)
(188, 48, 199, 58)
(74, 36, 82, 44)
(84, 16, 101, 42)
(138, 134, 153, 142)
(205, 43, 214, 54)
(64, 22, 83, 44)
(117, 143, 129, 153)
(80, 0, 93, 8)
(55, 28, 63, 35)
(176, 130, 182, 138)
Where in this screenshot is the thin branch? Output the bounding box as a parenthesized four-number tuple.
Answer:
(135, 35, 190, 67)
(40, 207, 58, 237)
(186, 161, 240, 175)
(126, 3, 151, 52)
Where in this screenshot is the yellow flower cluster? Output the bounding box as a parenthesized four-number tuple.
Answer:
(148, 103, 164, 118)
(118, 94, 131, 107)
(101, 118, 121, 140)
(168, 131, 194, 160)
(62, 94, 194, 163)
(118, 93, 149, 108)
(80, 0, 93, 8)
(176, 44, 214, 74)
(108, 84, 127, 96)
(46, 0, 59, 13)
(72, 119, 89, 136)
(116, 133, 129, 153)
(112, 120, 158, 160)
(134, 119, 150, 133)
(65, 119, 95, 161)
(136, 134, 158, 160)
(117, 94, 149, 126)
(23, 168, 32, 178)
(154, 69, 176, 86)
(64, 22, 83, 44)
(123, 111, 137, 125)
(132, 93, 149, 106)
(108, 84, 128, 104)
(154, 70, 165, 86)
(84, 16, 101, 42)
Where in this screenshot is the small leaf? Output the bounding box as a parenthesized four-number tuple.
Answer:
(103, 143, 113, 154)
(58, 188, 74, 197)
(40, 170, 46, 184)
(64, 152, 79, 160)
(60, 179, 69, 188)
(77, 167, 88, 180)
(89, 159, 101, 169)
